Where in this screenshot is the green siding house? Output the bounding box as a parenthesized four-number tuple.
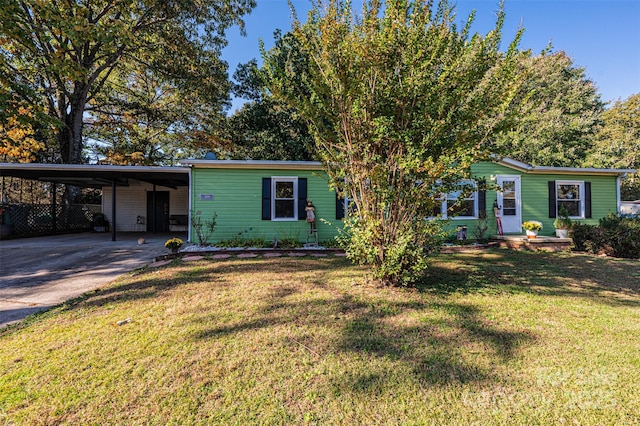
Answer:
(456, 158, 634, 236)
(180, 160, 344, 244)
(180, 157, 634, 243)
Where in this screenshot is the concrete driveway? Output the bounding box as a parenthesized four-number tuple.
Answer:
(0, 233, 182, 328)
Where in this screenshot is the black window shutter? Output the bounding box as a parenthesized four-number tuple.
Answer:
(585, 182, 592, 218)
(262, 178, 271, 220)
(297, 178, 307, 220)
(336, 193, 345, 220)
(548, 181, 557, 218)
(478, 189, 486, 218)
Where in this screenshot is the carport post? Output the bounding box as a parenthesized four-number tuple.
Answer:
(152, 184, 156, 234)
(111, 179, 116, 241)
(51, 183, 57, 235)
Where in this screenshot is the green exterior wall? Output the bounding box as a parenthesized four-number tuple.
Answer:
(190, 161, 621, 243)
(191, 167, 342, 244)
(459, 162, 620, 237)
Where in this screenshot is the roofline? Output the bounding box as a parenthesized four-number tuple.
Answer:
(179, 159, 324, 170)
(494, 157, 636, 177)
(0, 163, 189, 174)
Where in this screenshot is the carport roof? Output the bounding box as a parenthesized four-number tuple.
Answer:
(0, 163, 189, 188)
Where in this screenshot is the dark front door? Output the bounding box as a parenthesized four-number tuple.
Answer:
(146, 191, 170, 232)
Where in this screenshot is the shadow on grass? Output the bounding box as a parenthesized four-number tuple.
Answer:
(13, 251, 636, 393)
(421, 249, 640, 306)
(190, 262, 535, 389)
(333, 297, 534, 387)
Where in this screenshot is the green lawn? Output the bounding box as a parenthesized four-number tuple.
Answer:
(1, 250, 639, 425)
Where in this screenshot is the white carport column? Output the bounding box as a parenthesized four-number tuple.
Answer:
(111, 179, 116, 241)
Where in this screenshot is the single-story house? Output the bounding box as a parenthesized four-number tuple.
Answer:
(1, 157, 634, 242)
(179, 159, 343, 244)
(459, 158, 635, 236)
(179, 157, 635, 242)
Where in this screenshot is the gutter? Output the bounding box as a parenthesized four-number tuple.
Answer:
(179, 159, 324, 171)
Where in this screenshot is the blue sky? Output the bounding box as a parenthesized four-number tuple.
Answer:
(222, 0, 640, 113)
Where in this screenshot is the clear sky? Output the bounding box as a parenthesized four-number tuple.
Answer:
(222, 0, 640, 113)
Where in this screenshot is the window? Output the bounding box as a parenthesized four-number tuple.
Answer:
(431, 181, 478, 219)
(556, 181, 584, 218)
(501, 180, 517, 216)
(262, 177, 307, 221)
(272, 177, 297, 220)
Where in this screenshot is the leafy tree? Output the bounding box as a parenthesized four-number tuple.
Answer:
(0, 105, 45, 163)
(86, 57, 229, 165)
(0, 0, 255, 166)
(226, 54, 315, 161)
(587, 93, 640, 200)
(264, 0, 523, 286)
(492, 51, 604, 167)
(226, 98, 315, 161)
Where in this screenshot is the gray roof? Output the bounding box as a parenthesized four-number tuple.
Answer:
(0, 163, 189, 188)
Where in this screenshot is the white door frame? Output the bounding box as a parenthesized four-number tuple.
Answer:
(497, 175, 522, 233)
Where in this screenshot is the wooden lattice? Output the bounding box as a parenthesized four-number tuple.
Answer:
(3, 204, 99, 238)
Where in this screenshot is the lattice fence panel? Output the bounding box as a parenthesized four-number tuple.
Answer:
(3, 204, 98, 238)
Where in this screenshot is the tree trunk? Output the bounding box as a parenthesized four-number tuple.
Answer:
(59, 87, 88, 203)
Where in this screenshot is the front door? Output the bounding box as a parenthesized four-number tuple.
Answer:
(146, 191, 170, 232)
(497, 176, 522, 233)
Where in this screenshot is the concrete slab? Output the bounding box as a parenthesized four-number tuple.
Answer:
(0, 232, 182, 328)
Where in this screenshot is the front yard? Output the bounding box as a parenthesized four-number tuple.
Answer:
(1, 250, 639, 424)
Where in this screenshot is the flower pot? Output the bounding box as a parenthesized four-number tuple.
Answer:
(526, 230, 538, 239)
(555, 229, 568, 238)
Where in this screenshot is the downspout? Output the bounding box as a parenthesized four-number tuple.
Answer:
(616, 174, 626, 214)
(187, 166, 192, 243)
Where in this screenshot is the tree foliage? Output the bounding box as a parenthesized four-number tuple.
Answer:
(0, 0, 255, 166)
(0, 105, 45, 162)
(226, 49, 315, 161)
(588, 93, 640, 200)
(492, 51, 604, 166)
(86, 57, 229, 165)
(264, 0, 524, 286)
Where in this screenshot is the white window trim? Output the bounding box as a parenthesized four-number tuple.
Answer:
(556, 180, 585, 219)
(271, 176, 298, 221)
(432, 180, 478, 220)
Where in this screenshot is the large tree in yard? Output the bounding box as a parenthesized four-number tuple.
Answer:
(225, 56, 315, 161)
(264, 0, 524, 286)
(492, 50, 604, 167)
(587, 93, 640, 200)
(0, 0, 254, 166)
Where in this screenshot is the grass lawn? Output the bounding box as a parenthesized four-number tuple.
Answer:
(1, 249, 639, 424)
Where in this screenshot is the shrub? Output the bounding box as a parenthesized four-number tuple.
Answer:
(571, 214, 640, 259)
(599, 213, 640, 259)
(191, 211, 217, 246)
(570, 223, 607, 254)
(217, 237, 271, 248)
(278, 237, 302, 249)
(343, 217, 444, 287)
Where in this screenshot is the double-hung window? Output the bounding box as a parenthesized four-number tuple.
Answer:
(556, 181, 585, 218)
(432, 181, 478, 219)
(272, 177, 298, 220)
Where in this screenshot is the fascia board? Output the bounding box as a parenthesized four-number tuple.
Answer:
(179, 160, 324, 171)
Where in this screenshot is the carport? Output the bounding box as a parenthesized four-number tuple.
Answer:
(0, 163, 190, 241)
